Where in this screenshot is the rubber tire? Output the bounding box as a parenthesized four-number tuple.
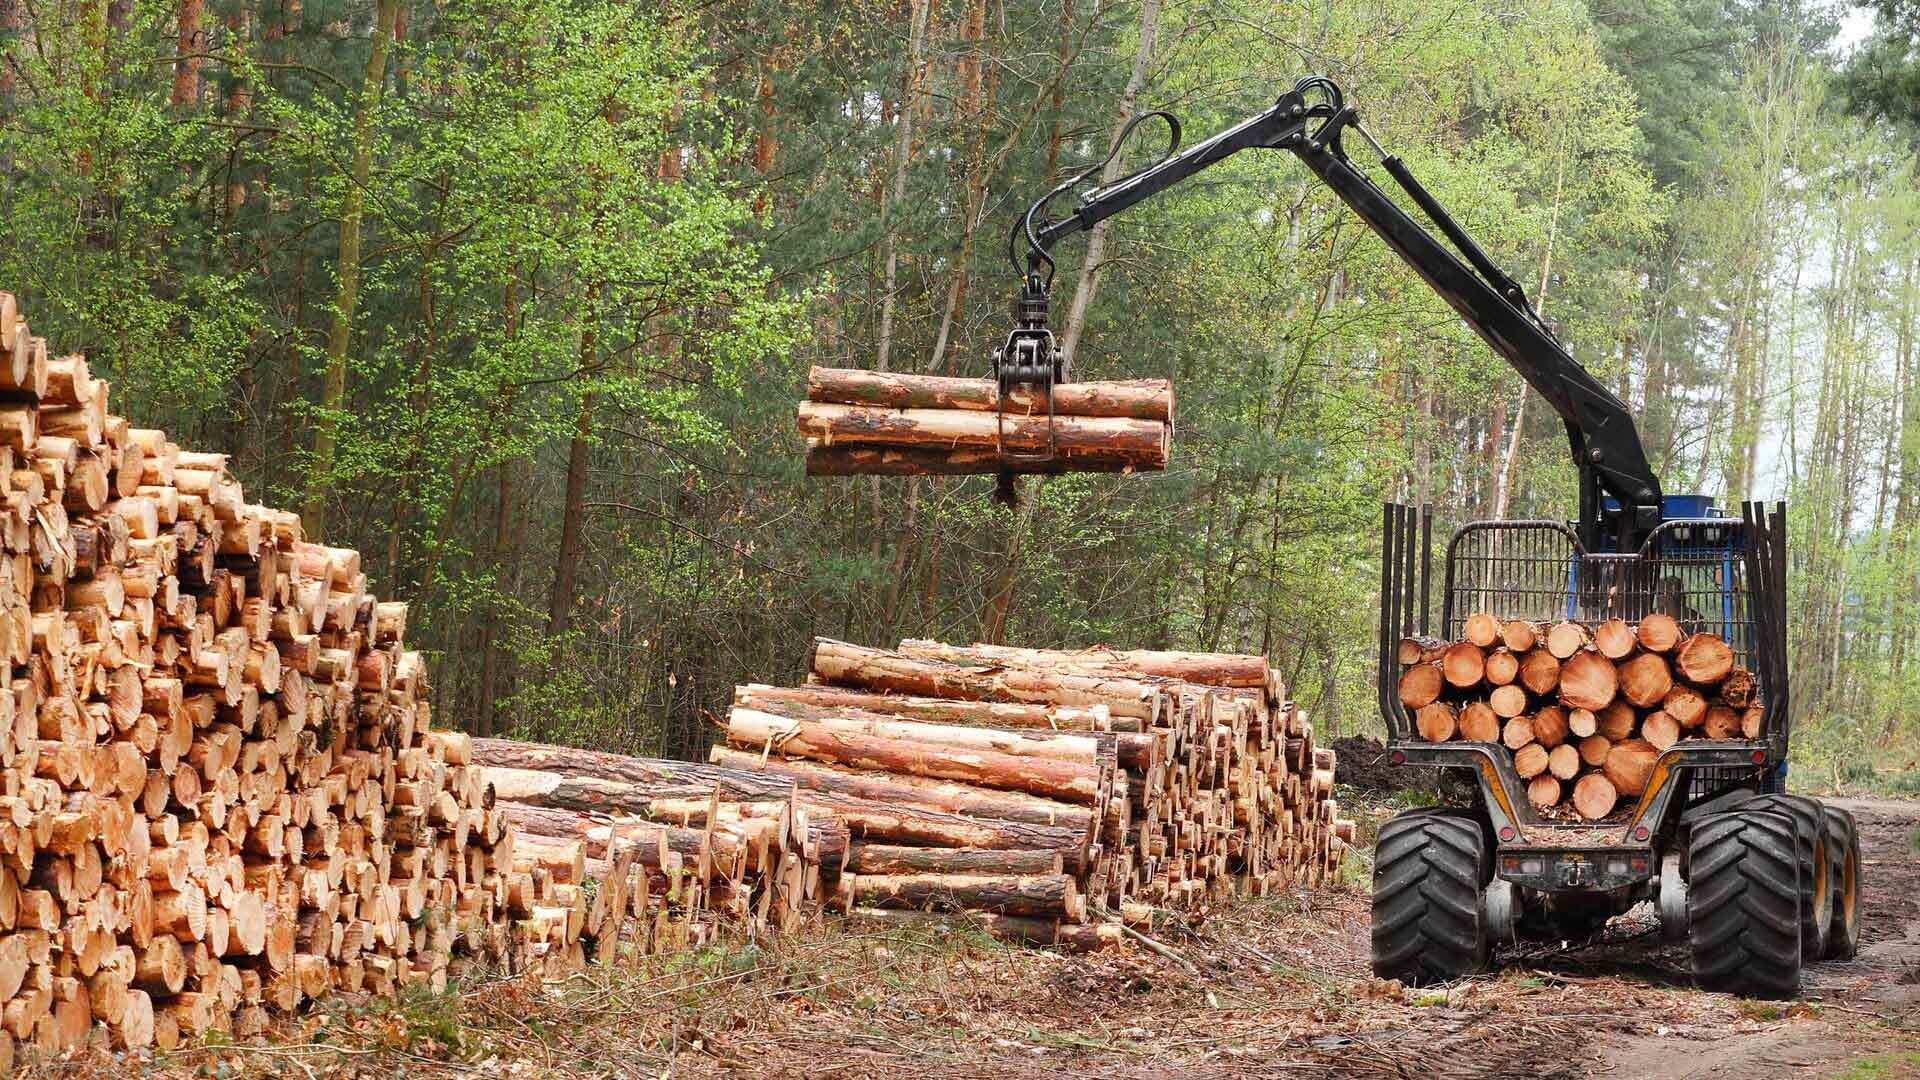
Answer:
(1688, 809, 1803, 999)
(1371, 809, 1490, 985)
(1746, 794, 1832, 960)
(1820, 804, 1862, 960)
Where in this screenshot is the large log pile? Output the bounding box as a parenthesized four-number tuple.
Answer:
(1397, 614, 1762, 820)
(0, 293, 544, 1059)
(797, 366, 1174, 476)
(713, 637, 1350, 946)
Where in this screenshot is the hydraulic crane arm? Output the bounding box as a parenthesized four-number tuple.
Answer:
(1006, 76, 1663, 550)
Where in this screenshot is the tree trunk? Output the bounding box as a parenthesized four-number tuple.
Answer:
(170, 0, 203, 107)
(707, 746, 1095, 832)
(1057, 0, 1159, 363)
(874, 0, 930, 375)
(301, 0, 397, 539)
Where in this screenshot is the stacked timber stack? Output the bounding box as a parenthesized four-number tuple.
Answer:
(0, 292, 607, 1059)
(797, 366, 1174, 476)
(1396, 613, 1763, 820)
(713, 637, 1350, 949)
(470, 738, 845, 959)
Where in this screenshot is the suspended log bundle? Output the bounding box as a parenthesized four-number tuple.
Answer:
(710, 637, 1346, 948)
(798, 366, 1174, 476)
(1398, 613, 1763, 821)
(0, 292, 546, 1058)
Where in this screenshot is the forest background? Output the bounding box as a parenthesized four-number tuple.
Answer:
(3, 0, 1919, 787)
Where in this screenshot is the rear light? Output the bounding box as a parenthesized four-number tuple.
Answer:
(1751, 750, 1766, 764)
(1498, 826, 1516, 841)
(1390, 750, 1406, 765)
(1634, 826, 1650, 841)
(1629, 855, 1650, 873)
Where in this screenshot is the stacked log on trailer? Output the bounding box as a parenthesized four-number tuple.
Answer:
(1396, 613, 1762, 820)
(0, 292, 542, 1059)
(470, 738, 847, 962)
(797, 366, 1174, 476)
(713, 638, 1350, 948)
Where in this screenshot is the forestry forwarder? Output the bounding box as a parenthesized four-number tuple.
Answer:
(997, 75, 1860, 997)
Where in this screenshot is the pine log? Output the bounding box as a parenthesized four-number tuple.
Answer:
(1502, 716, 1535, 750)
(806, 444, 1145, 477)
(1567, 708, 1597, 738)
(1484, 648, 1519, 687)
(1489, 684, 1528, 719)
(810, 639, 1159, 721)
(847, 872, 1083, 920)
(1720, 668, 1757, 708)
(1618, 652, 1673, 709)
(1741, 706, 1765, 739)
(1501, 620, 1538, 653)
(1558, 651, 1617, 711)
(1519, 650, 1561, 696)
(1458, 701, 1501, 742)
(1547, 743, 1581, 781)
(1545, 621, 1590, 659)
(1531, 705, 1569, 749)
(1513, 743, 1550, 779)
(1602, 738, 1659, 797)
(1702, 705, 1742, 740)
(729, 704, 1111, 769)
(795, 402, 1168, 466)
(895, 639, 1274, 691)
(736, 683, 1135, 733)
(1397, 665, 1443, 711)
(1674, 634, 1734, 686)
(1527, 775, 1562, 809)
(1641, 710, 1680, 751)
(1636, 613, 1682, 653)
(1440, 643, 1484, 690)
(706, 748, 1095, 832)
(1663, 685, 1708, 728)
(1594, 618, 1637, 660)
(1572, 773, 1618, 820)
(726, 708, 1105, 804)
(1396, 637, 1447, 666)
(1462, 612, 1500, 648)
(845, 845, 1063, 876)
(1596, 700, 1637, 741)
(806, 367, 1174, 423)
(1415, 703, 1456, 742)
(1576, 734, 1612, 767)
(471, 739, 794, 801)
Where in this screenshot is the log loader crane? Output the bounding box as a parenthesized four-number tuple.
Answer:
(996, 75, 1860, 997)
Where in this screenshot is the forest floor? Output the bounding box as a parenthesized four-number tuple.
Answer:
(29, 798, 1920, 1078)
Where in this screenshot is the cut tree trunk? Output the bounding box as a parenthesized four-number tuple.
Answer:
(1463, 612, 1499, 648)
(1545, 621, 1590, 659)
(1484, 649, 1519, 686)
(1594, 618, 1637, 659)
(806, 367, 1173, 422)
(1558, 651, 1617, 711)
(1636, 613, 1682, 653)
(845, 845, 1063, 876)
(1459, 702, 1500, 742)
(1572, 773, 1618, 820)
(1415, 703, 1456, 742)
(1531, 705, 1569, 749)
(1513, 743, 1550, 779)
(810, 639, 1159, 721)
(1527, 775, 1561, 809)
(1490, 684, 1528, 719)
(847, 872, 1083, 920)
(1398, 665, 1443, 710)
(1618, 653, 1673, 709)
(1602, 738, 1658, 797)
(1674, 634, 1734, 686)
(1519, 650, 1561, 696)
(706, 747, 1096, 833)
(1441, 643, 1484, 689)
(796, 403, 1169, 466)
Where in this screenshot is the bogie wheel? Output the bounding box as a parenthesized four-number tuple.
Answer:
(1820, 804, 1862, 960)
(1688, 809, 1802, 999)
(1371, 809, 1489, 985)
(1745, 794, 1832, 960)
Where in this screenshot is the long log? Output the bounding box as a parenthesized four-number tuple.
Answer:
(807, 366, 1174, 422)
(895, 639, 1270, 691)
(735, 683, 1137, 733)
(472, 738, 794, 800)
(707, 746, 1094, 832)
(805, 444, 1144, 477)
(789, 790, 1090, 868)
(844, 908, 1123, 952)
(796, 402, 1168, 465)
(846, 844, 1063, 876)
(847, 872, 1083, 920)
(809, 639, 1160, 721)
(727, 707, 1106, 804)
(722, 702, 1129, 771)
(481, 766, 785, 817)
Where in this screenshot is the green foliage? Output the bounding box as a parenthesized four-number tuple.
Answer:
(0, 0, 1913, 767)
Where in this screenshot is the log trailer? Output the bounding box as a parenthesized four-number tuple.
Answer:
(987, 75, 1859, 997)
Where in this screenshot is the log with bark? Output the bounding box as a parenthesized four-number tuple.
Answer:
(797, 368, 1176, 476)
